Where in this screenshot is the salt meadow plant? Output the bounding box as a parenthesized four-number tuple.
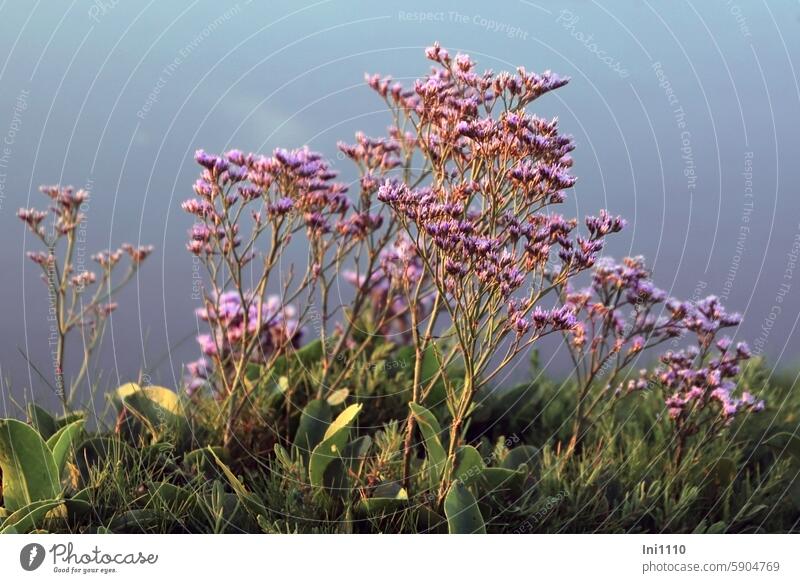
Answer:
(2, 44, 798, 534)
(17, 185, 153, 408)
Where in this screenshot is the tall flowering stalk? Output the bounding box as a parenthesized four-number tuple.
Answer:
(649, 297, 763, 465)
(558, 256, 682, 450)
(183, 147, 359, 445)
(339, 129, 444, 489)
(320, 130, 433, 399)
(560, 257, 765, 462)
(19, 185, 152, 408)
(369, 44, 624, 497)
(183, 129, 433, 444)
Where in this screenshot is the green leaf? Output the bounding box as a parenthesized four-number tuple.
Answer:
(293, 399, 332, 459)
(276, 376, 289, 392)
(444, 480, 486, 534)
(356, 483, 408, 517)
(326, 435, 372, 493)
(55, 412, 85, 428)
(183, 446, 230, 475)
(47, 419, 85, 478)
(295, 339, 324, 367)
(64, 491, 92, 521)
(309, 404, 363, 489)
(454, 445, 485, 487)
(480, 467, 525, 494)
(272, 339, 324, 376)
(121, 386, 188, 444)
(27, 403, 57, 440)
(420, 344, 441, 384)
(0, 498, 64, 534)
(501, 445, 539, 471)
(0, 419, 60, 511)
(416, 506, 447, 533)
(409, 403, 450, 485)
(112, 382, 141, 410)
(208, 447, 266, 519)
(706, 521, 728, 534)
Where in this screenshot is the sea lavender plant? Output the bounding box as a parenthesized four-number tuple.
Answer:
(182, 142, 431, 446)
(19, 185, 152, 408)
(559, 257, 765, 459)
(180, 42, 763, 499)
(182, 147, 358, 445)
(369, 44, 625, 497)
(319, 130, 433, 399)
(557, 256, 684, 450)
(648, 297, 764, 464)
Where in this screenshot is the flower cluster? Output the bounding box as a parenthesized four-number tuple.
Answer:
(565, 256, 682, 362)
(371, 46, 627, 312)
(19, 185, 88, 237)
(195, 291, 302, 359)
(659, 342, 762, 420)
(344, 234, 432, 341)
(183, 147, 351, 253)
(507, 301, 578, 336)
(186, 291, 302, 395)
(182, 147, 353, 401)
(337, 131, 405, 197)
(654, 297, 763, 425)
(555, 257, 765, 454)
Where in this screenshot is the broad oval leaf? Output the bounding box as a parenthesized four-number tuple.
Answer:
(309, 403, 363, 489)
(113, 382, 141, 406)
(47, 419, 85, 478)
(356, 483, 408, 517)
(121, 385, 188, 444)
(501, 445, 539, 471)
(326, 388, 349, 407)
(0, 419, 60, 511)
(480, 467, 526, 494)
(409, 403, 449, 485)
(444, 480, 486, 534)
(0, 498, 64, 534)
(27, 403, 57, 440)
(454, 445, 485, 487)
(326, 435, 372, 494)
(293, 400, 332, 459)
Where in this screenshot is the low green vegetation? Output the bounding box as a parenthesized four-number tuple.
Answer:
(1, 355, 797, 533)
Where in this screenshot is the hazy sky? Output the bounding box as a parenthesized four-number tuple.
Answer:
(1, 0, 799, 410)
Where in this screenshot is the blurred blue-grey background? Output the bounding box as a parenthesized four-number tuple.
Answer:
(1, 0, 799, 412)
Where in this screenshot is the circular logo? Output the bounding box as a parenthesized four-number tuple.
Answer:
(20, 543, 46, 571)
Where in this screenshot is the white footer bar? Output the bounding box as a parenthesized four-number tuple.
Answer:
(1, 534, 797, 582)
